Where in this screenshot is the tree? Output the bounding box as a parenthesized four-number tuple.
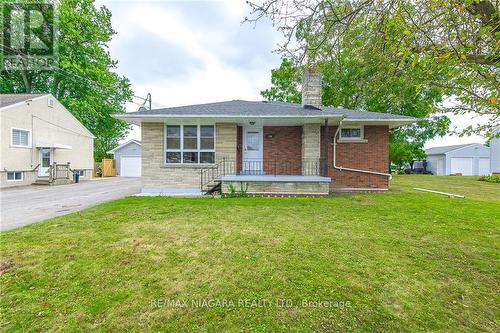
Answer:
(1, 0, 132, 161)
(248, 0, 499, 137)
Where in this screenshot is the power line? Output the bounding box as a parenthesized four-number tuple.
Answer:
(32, 115, 94, 139)
(1, 42, 160, 109)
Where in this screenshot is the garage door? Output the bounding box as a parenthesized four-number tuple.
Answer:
(120, 156, 141, 177)
(478, 158, 490, 175)
(450, 157, 473, 175)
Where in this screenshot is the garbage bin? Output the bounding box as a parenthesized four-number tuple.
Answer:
(74, 172, 80, 183)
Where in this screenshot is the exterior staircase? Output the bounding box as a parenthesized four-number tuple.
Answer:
(33, 163, 74, 186)
(201, 179, 221, 194)
(33, 177, 51, 186)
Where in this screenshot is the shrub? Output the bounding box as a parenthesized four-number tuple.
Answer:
(478, 175, 500, 183)
(223, 182, 249, 198)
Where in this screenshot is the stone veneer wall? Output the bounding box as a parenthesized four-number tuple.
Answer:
(301, 68, 322, 108)
(141, 122, 237, 190)
(221, 180, 330, 195)
(215, 123, 237, 162)
(302, 124, 321, 162)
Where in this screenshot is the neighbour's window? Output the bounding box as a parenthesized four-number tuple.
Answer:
(11, 128, 30, 147)
(340, 127, 363, 140)
(165, 125, 215, 164)
(7, 171, 23, 181)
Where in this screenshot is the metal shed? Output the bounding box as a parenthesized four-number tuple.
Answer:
(107, 140, 142, 177)
(491, 127, 500, 175)
(426, 143, 490, 176)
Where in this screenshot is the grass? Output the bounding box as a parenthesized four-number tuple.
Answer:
(1, 175, 499, 332)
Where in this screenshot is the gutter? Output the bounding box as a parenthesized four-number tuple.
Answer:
(333, 119, 392, 180)
(112, 114, 346, 119)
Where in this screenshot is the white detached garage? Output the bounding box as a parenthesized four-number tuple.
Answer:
(426, 143, 490, 176)
(107, 140, 142, 177)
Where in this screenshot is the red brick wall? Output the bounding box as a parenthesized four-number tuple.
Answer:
(263, 126, 302, 175)
(321, 125, 390, 189)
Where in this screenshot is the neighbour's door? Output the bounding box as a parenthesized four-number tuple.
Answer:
(436, 159, 444, 176)
(39, 148, 53, 177)
(243, 126, 263, 174)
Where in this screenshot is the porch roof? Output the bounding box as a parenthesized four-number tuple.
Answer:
(36, 142, 72, 149)
(114, 100, 416, 128)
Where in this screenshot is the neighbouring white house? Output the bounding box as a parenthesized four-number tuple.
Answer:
(426, 143, 490, 176)
(491, 127, 500, 175)
(107, 139, 142, 177)
(0, 94, 95, 188)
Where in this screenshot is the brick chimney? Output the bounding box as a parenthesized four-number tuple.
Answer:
(301, 67, 322, 108)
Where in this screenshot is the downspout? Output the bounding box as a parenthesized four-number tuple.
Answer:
(322, 118, 329, 176)
(333, 119, 392, 180)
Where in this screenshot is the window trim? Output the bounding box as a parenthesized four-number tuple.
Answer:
(10, 127, 32, 148)
(164, 124, 216, 165)
(338, 126, 367, 142)
(75, 170, 85, 178)
(7, 171, 24, 182)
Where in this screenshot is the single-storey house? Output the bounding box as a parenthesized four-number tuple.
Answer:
(107, 139, 142, 177)
(0, 94, 94, 187)
(426, 143, 490, 176)
(114, 69, 416, 195)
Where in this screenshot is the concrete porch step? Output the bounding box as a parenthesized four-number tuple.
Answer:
(33, 178, 74, 186)
(33, 177, 51, 185)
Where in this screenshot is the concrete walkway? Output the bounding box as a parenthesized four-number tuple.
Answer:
(0, 177, 141, 231)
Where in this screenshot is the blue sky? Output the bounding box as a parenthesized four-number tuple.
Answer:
(97, 0, 485, 147)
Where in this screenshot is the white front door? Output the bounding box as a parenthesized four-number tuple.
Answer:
(243, 126, 263, 174)
(39, 148, 53, 177)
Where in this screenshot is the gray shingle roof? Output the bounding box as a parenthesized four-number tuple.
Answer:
(0, 94, 47, 108)
(119, 100, 415, 120)
(426, 143, 480, 155)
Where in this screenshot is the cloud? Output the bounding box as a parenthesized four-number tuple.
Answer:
(112, 33, 205, 85)
(97, 0, 485, 146)
(102, 0, 281, 107)
(94, 0, 282, 141)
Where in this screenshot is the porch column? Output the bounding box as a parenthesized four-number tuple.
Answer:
(302, 124, 321, 175)
(215, 123, 237, 172)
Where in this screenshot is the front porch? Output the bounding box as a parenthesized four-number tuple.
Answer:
(200, 158, 331, 195)
(221, 174, 331, 195)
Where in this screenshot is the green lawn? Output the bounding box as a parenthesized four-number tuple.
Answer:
(1, 176, 499, 332)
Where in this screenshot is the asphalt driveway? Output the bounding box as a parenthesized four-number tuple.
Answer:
(0, 177, 141, 231)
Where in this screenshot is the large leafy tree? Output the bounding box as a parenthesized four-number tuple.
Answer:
(262, 57, 450, 169)
(1, 0, 132, 161)
(249, 0, 499, 137)
(261, 9, 451, 168)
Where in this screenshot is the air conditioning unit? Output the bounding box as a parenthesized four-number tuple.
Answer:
(48, 98, 54, 108)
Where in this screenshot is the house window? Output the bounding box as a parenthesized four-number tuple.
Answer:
(340, 127, 363, 140)
(7, 171, 23, 181)
(75, 170, 85, 177)
(11, 128, 31, 147)
(165, 125, 215, 164)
